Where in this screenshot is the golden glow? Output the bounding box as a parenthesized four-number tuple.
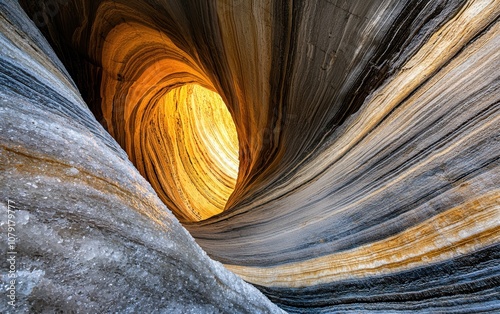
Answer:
(97, 19, 240, 222)
(146, 84, 239, 222)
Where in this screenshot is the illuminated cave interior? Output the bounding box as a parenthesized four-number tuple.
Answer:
(96, 19, 241, 222)
(1, 0, 499, 313)
(143, 84, 239, 222)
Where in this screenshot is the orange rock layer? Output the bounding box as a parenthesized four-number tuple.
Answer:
(7, 0, 500, 312)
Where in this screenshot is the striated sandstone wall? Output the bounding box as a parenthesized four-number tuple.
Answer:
(2, 0, 500, 312)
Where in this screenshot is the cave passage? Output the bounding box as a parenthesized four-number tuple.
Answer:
(4, 0, 499, 312)
(90, 16, 244, 222)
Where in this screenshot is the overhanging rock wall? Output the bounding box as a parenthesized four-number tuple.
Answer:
(2, 0, 500, 313)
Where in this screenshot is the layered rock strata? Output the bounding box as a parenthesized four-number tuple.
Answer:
(3, 0, 500, 312)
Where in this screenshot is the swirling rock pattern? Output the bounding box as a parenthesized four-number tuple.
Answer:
(3, 0, 500, 312)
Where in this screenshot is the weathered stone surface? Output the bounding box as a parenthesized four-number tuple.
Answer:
(2, 0, 500, 312)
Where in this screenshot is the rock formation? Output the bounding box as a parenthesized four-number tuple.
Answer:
(1, 0, 499, 312)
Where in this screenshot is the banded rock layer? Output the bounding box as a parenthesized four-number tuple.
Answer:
(2, 0, 500, 313)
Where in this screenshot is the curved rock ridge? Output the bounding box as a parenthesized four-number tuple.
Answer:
(7, 0, 500, 312)
(0, 1, 281, 313)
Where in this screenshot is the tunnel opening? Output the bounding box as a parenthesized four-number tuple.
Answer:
(84, 19, 243, 223)
(16, 1, 261, 224)
(143, 84, 239, 222)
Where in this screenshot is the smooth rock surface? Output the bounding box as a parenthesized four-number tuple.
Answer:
(3, 0, 500, 313)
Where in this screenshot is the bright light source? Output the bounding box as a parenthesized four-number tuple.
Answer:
(145, 84, 239, 222)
